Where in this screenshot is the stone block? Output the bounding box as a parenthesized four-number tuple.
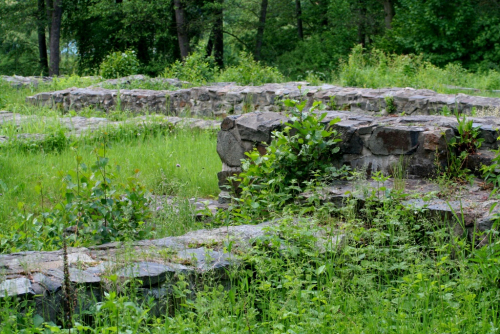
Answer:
(236, 112, 288, 143)
(368, 126, 422, 155)
(216, 131, 246, 167)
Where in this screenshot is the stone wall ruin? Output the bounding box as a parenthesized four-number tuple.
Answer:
(26, 82, 500, 117)
(215, 111, 500, 201)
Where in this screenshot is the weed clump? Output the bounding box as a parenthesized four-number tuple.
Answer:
(228, 99, 348, 219)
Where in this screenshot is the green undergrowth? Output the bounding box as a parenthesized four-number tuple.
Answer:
(0, 127, 220, 252)
(2, 99, 500, 333)
(333, 46, 500, 98)
(0, 76, 101, 112)
(2, 203, 500, 333)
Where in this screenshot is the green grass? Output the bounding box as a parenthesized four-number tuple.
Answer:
(332, 46, 500, 98)
(0, 75, 101, 113)
(3, 57, 500, 333)
(2, 209, 500, 333)
(0, 129, 220, 232)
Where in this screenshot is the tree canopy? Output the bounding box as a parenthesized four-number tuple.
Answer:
(1, 0, 499, 77)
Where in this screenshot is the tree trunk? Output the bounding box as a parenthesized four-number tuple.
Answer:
(49, 0, 62, 76)
(296, 0, 303, 40)
(213, 0, 224, 68)
(37, 0, 49, 75)
(206, 31, 214, 56)
(318, 0, 328, 28)
(381, 0, 394, 29)
(254, 0, 268, 61)
(46, 0, 53, 36)
(357, 0, 367, 46)
(174, 0, 190, 60)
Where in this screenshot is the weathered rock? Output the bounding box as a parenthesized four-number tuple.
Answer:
(26, 81, 500, 117)
(235, 112, 288, 143)
(216, 111, 500, 193)
(323, 178, 499, 241)
(367, 126, 422, 155)
(0, 220, 343, 321)
(114, 262, 180, 287)
(1, 75, 52, 88)
(0, 277, 33, 297)
(216, 131, 247, 167)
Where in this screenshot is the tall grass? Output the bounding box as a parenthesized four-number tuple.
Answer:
(333, 45, 500, 97)
(2, 210, 499, 333)
(0, 129, 220, 231)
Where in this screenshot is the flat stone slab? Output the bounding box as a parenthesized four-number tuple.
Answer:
(321, 178, 499, 238)
(0, 220, 343, 321)
(0, 112, 220, 145)
(1, 75, 52, 88)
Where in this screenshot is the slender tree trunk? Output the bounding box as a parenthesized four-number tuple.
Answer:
(381, 0, 394, 29)
(206, 30, 214, 56)
(37, 0, 49, 75)
(296, 0, 303, 40)
(174, 0, 190, 60)
(46, 0, 53, 36)
(318, 0, 328, 28)
(49, 0, 62, 76)
(213, 0, 224, 68)
(357, 0, 367, 46)
(254, 0, 268, 61)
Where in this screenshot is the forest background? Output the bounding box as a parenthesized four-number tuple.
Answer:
(1, 0, 500, 82)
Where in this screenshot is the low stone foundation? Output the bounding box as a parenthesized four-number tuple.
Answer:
(216, 111, 500, 197)
(26, 82, 500, 117)
(0, 111, 220, 145)
(0, 221, 344, 322)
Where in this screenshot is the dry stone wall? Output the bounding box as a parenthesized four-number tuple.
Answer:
(26, 82, 500, 117)
(215, 111, 500, 201)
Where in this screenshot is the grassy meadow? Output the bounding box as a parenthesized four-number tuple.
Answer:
(1, 65, 500, 332)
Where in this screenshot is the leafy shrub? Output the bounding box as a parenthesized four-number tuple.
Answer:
(100, 50, 140, 79)
(0, 143, 152, 252)
(442, 113, 483, 183)
(58, 143, 152, 245)
(336, 45, 500, 93)
(481, 141, 500, 187)
(217, 52, 285, 85)
(164, 51, 218, 85)
(276, 27, 355, 80)
(231, 99, 346, 217)
(3, 129, 69, 153)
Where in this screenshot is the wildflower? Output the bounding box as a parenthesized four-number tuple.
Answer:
(176, 164, 181, 167)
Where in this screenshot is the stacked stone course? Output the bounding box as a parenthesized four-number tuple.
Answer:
(26, 82, 500, 117)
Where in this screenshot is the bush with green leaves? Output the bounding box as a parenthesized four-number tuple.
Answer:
(163, 51, 218, 85)
(217, 52, 285, 85)
(481, 140, 500, 188)
(99, 50, 140, 79)
(231, 99, 345, 218)
(441, 113, 483, 183)
(0, 142, 152, 252)
(336, 45, 500, 93)
(58, 143, 152, 245)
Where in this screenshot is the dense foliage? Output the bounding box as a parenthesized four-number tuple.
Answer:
(2, 0, 500, 78)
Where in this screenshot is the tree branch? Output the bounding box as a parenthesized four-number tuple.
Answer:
(222, 30, 251, 50)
